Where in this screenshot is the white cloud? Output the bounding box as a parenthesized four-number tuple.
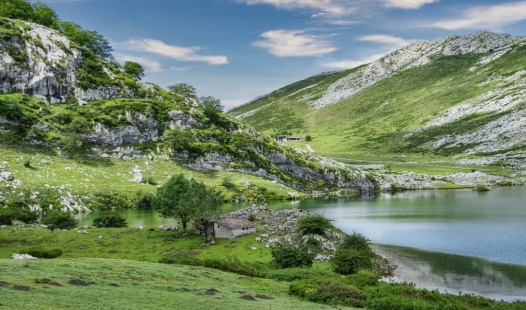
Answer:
(358, 34, 413, 47)
(252, 30, 337, 57)
(323, 53, 385, 69)
(383, 0, 439, 9)
(222, 98, 250, 109)
(431, 1, 526, 30)
(116, 54, 163, 72)
(117, 38, 228, 65)
(237, 0, 354, 16)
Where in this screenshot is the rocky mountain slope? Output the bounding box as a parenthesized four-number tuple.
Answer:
(0, 17, 376, 212)
(230, 32, 526, 168)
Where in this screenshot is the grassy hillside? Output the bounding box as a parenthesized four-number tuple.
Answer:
(0, 258, 336, 310)
(230, 43, 526, 163)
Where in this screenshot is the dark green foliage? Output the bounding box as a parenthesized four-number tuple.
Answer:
(168, 83, 197, 99)
(133, 191, 153, 209)
(341, 232, 370, 251)
(247, 214, 256, 222)
(331, 248, 374, 275)
(123, 61, 145, 80)
(41, 211, 78, 229)
(0, 96, 27, 122)
(2, 201, 39, 224)
(24, 248, 63, 259)
(55, 21, 113, 60)
(343, 270, 379, 288)
(192, 182, 223, 240)
(0, 0, 34, 21)
(23, 160, 31, 168)
(305, 135, 312, 142)
(289, 279, 368, 308)
(153, 174, 195, 233)
(31, 2, 58, 27)
(0, 209, 14, 225)
(296, 214, 332, 236)
(199, 96, 223, 113)
(271, 244, 315, 268)
(89, 192, 134, 210)
(92, 212, 128, 228)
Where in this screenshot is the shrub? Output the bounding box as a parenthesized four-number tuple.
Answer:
(2, 203, 39, 224)
(0, 208, 14, 225)
(305, 135, 312, 142)
(247, 213, 256, 222)
(266, 267, 335, 282)
(344, 270, 379, 288)
(331, 248, 374, 275)
(271, 244, 315, 268)
(23, 160, 31, 168)
(92, 212, 128, 228)
(41, 211, 78, 229)
(341, 232, 370, 251)
(296, 214, 333, 236)
(24, 248, 63, 259)
(289, 279, 368, 308)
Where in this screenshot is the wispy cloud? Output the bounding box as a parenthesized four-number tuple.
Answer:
(237, 0, 355, 16)
(116, 38, 228, 65)
(431, 1, 526, 30)
(252, 30, 337, 57)
(358, 34, 413, 47)
(382, 0, 439, 9)
(322, 53, 385, 69)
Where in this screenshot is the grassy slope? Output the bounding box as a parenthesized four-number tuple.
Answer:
(0, 147, 300, 201)
(231, 47, 526, 163)
(0, 258, 339, 310)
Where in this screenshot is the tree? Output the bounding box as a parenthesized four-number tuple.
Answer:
(192, 182, 223, 240)
(55, 21, 113, 60)
(271, 244, 315, 268)
(296, 214, 333, 236)
(41, 210, 78, 229)
(167, 83, 197, 99)
(0, 0, 35, 21)
(331, 248, 373, 275)
(199, 96, 223, 113)
(152, 174, 195, 234)
(123, 61, 145, 80)
(31, 2, 58, 27)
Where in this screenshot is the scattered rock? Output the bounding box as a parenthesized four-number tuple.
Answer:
(68, 279, 90, 286)
(35, 278, 62, 286)
(11, 254, 37, 260)
(255, 294, 274, 300)
(205, 288, 219, 295)
(240, 295, 257, 301)
(13, 285, 30, 291)
(0, 225, 7, 229)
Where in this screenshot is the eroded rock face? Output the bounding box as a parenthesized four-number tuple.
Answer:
(0, 21, 132, 104)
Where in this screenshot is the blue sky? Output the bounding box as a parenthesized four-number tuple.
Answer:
(41, 0, 526, 109)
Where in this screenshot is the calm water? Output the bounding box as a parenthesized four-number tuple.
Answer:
(77, 187, 526, 300)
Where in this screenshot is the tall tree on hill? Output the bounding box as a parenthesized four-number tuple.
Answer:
(123, 61, 145, 80)
(167, 83, 197, 99)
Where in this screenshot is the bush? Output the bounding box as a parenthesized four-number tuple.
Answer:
(296, 214, 333, 236)
(41, 211, 78, 229)
(341, 232, 370, 251)
(92, 212, 128, 228)
(1, 203, 39, 224)
(331, 248, 374, 275)
(305, 135, 312, 142)
(24, 248, 63, 259)
(0, 209, 14, 225)
(289, 279, 368, 308)
(23, 160, 31, 168)
(344, 270, 379, 288)
(266, 267, 335, 282)
(271, 244, 315, 268)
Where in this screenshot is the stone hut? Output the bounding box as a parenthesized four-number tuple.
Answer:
(213, 217, 256, 239)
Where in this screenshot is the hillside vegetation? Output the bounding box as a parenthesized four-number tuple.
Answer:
(230, 33, 526, 169)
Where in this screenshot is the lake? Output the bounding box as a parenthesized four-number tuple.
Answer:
(77, 186, 526, 301)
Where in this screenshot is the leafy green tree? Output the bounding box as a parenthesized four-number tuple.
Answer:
(331, 248, 373, 275)
(0, 0, 34, 21)
(123, 61, 145, 80)
(41, 210, 78, 229)
(31, 2, 58, 27)
(199, 96, 223, 113)
(168, 83, 197, 99)
(55, 21, 113, 60)
(296, 214, 333, 236)
(153, 174, 196, 234)
(192, 182, 223, 240)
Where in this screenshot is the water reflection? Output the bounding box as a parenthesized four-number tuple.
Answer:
(373, 244, 526, 301)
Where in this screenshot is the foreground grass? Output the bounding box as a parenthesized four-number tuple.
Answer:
(0, 258, 341, 310)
